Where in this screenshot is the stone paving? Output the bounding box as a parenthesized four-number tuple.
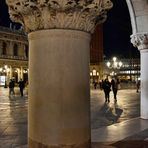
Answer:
(0, 87, 27, 148)
(0, 85, 141, 148)
(91, 88, 140, 129)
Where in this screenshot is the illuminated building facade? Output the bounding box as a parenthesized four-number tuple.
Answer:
(0, 24, 104, 86)
(1, 25, 139, 86)
(0, 26, 28, 86)
(119, 58, 140, 82)
(104, 58, 140, 82)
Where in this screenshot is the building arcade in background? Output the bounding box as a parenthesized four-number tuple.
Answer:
(0, 26, 28, 86)
(0, 24, 104, 87)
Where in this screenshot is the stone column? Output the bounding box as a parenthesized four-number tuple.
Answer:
(17, 68, 21, 82)
(20, 66, 23, 80)
(9, 66, 13, 79)
(131, 33, 148, 119)
(8, 41, 13, 55)
(6, 0, 112, 147)
(29, 29, 91, 147)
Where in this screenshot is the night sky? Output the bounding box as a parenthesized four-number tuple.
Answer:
(0, 0, 21, 29)
(0, 0, 11, 27)
(103, 0, 139, 58)
(0, 0, 139, 59)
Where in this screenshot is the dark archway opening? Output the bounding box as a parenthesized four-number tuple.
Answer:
(2, 42, 7, 55)
(13, 44, 18, 56)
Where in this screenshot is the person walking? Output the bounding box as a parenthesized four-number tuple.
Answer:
(111, 77, 120, 102)
(18, 79, 25, 97)
(94, 81, 97, 89)
(9, 79, 15, 96)
(102, 78, 111, 103)
(136, 79, 140, 93)
(99, 80, 103, 90)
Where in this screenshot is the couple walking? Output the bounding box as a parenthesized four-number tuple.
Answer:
(9, 79, 25, 97)
(102, 77, 120, 103)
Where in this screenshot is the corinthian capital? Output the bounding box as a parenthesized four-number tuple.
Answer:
(131, 33, 148, 50)
(6, 0, 112, 33)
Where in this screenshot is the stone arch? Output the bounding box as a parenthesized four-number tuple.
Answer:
(126, 0, 137, 34)
(126, 0, 148, 33)
(125, 0, 148, 119)
(5, 1, 148, 147)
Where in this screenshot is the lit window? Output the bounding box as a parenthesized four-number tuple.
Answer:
(13, 44, 18, 56)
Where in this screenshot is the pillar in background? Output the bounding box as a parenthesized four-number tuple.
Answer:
(6, 0, 112, 147)
(17, 68, 21, 82)
(29, 30, 91, 147)
(9, 66, 13, 79)
(131, 33, 148, 119)
(20, 66, 23, 80)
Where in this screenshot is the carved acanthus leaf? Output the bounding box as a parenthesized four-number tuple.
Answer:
(6, 0, 113, 33)
(131, 33, 148, 50)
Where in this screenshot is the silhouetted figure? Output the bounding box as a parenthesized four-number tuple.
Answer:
(9, 79, 15, 96)
(18, 79, 25, 97)
(102, 78, 111, 102)
(136, 80, 140, 93)
(111, 77, 120, 102)
(94, 82, 97, 89)
(99, 80, 103, 90)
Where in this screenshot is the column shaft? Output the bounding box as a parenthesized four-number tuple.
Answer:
(141, 50, 148, 119)
(28, 29, 91, 147)
(10, 66, 13, 79)
(17, 68, 21, 82)
(20, 67, 24, 80)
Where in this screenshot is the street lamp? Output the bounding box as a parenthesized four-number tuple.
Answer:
(106, 57, 123, 76)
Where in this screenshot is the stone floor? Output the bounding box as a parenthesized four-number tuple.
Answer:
(91, 88, 140, 129)
(0, 85, 147, 148)
(0, 87, 27, 148)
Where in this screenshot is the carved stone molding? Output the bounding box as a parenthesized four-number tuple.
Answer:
(6, 0, 113, 33)
(131, 33, 148, 50)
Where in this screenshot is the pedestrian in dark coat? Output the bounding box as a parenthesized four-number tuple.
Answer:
(111, 78, 120, 102)
(136, 80, 140, 93)
(94, 82, 97, 89)
(18, 79, 25, 97)
(9, 79, 15, 96)
(102, 78, 111, 102)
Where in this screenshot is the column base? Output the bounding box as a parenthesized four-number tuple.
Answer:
(29, 138, 91, 148)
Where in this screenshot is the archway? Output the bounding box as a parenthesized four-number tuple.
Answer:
(103, 0, 148, 120)
(126, 0, 148, 119)
(90, 0, 141, 130)
(4, 1, 148, 147)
